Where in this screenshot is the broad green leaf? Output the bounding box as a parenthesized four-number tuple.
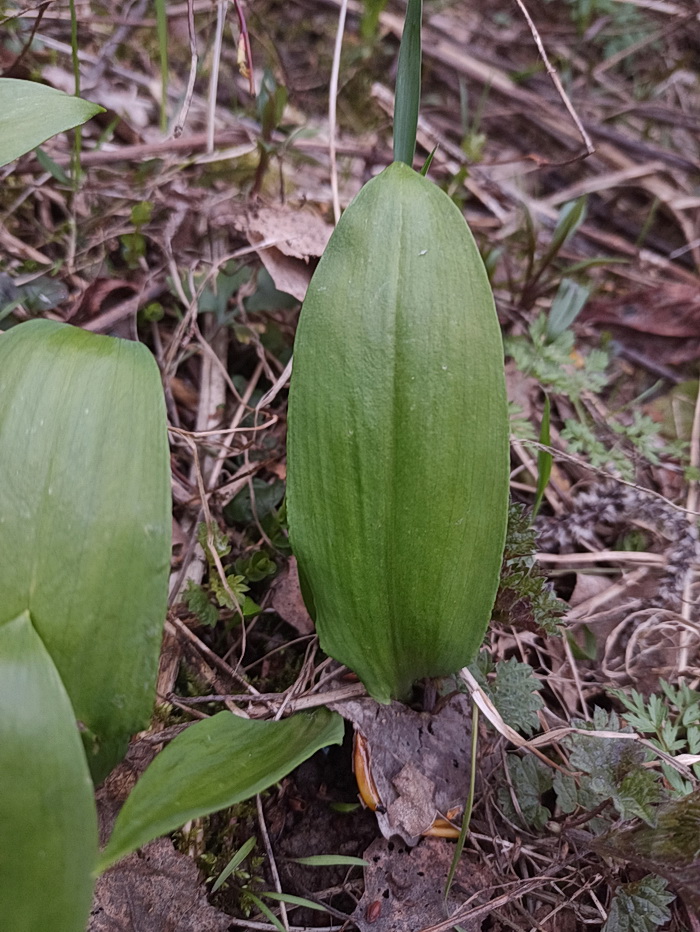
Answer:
(287, 163, 509, 702)
(0, 612, 97, 932)
(98, 708, 344, 872)
(0, 79, 104, 167)
(0, 320, 171, 781)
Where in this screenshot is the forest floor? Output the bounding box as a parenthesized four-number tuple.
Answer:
(2, 0, 700, 930)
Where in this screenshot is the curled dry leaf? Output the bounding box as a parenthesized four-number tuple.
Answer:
(226, 202, 334, 301)
(267, 556, 315, 636)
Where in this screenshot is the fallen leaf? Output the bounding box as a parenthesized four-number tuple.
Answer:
(336, 693, 487, 846)
(232, 202, 333, 301)
(267, 557, 315, 635)
(579, 283, 700, 365)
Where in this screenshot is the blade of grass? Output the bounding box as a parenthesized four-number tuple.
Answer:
(444, 705, 479, 901)
(247, 892, 286, 932)
(155, 0, 169, 132)
(532, 395, 552, 519)
(393, 0, 422, 166)
(420, 145, 437, 176)
(290, 855, 368, 867)
(211, 836, 257, 893)
(261, 892, 328, 912)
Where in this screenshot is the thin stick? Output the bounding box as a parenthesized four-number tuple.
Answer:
(512, 0, 594, 157)
(232, 0, 255, 95)
(328, 0, 348, 223)
(679, 383, 700, 671)
(256, 795, 290, 932)
(173, 0, 198, 137)
(458, 668, 569, 773)
(563, 634, 589, 721)
(207, 0, 228, 153)
(519, 439, 700, 517)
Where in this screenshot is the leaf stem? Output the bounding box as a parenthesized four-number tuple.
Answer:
(393, 0, 422, 166)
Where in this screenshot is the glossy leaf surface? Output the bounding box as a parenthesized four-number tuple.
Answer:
(287, 161, 509, 701)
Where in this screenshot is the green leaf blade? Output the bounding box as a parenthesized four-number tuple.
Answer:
(287, 162, 509, 702)
(98, 708, 344, 872)
(0, 79, 104, 167)
(0, 320, 171, 781)
(0, 612, 97, 932)
(291, 855, 368, 867)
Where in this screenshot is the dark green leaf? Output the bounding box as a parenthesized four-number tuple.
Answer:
(235, 550, 277, 582)
(224, 479, 285, 525)
(602, 875, 674, 932)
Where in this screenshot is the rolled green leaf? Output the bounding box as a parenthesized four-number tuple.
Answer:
(393, 0, 422, 167)
(0, 611, 98, 932)
(287, 161, 509, 702)
(0, 78, 104, 168)
(0, 320, 171, 781)
(98, 708, 343, 872)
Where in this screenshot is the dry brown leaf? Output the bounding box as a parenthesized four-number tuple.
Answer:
(580, 283, 700, 365)
(336, 693, 482, 845)
(246, 205, 333, 262)
(267, 556, 315, 635)
(226, 202, 334, 301)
